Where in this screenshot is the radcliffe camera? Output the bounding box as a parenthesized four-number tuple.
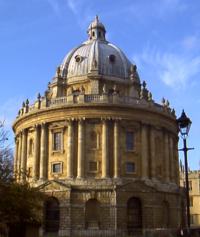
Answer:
(0, 2, 199, 237)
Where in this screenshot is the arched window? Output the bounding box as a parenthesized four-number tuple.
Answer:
(127, 197, 142, 234)
(29, 139, 34, 156)
(85, 199, 100, 229)
(44, 197, 60, 233)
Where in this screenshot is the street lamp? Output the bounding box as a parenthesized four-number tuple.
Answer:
(177, 110, 192, 229)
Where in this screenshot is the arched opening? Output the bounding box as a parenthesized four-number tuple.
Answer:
(127, 197, 142, 234)
(162, 201, 169, 228)
(44, 197, 60, 233)
(85, 198, 100, 229)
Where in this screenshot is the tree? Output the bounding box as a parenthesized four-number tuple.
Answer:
(0, 121, 45, 237)
(0, 121, 13, 183)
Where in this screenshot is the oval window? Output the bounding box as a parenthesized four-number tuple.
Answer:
(75, 55, 82, 63)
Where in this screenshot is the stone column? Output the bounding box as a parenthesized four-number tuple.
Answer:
(14, 136, 19, 179)
(17, 132, 22, 181)
(77, 120, 85, 178)
(150, 126, 156, 178)
(174, 137, 180, 185)
(141, 124, 149, 178)
(33, 124, 40, 181)
(114, 120, 120, 178)
(169, 136, 174, 182)
(21, 129, 28, 182)
(164, 131, 170, 182)
(102, 120, 109, 178)
(40, 123, 47, 181)
(67, 121, 74, 178)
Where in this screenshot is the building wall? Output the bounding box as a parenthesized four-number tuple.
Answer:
(14, 116, 178, 183)
(180, 170, 200, 226)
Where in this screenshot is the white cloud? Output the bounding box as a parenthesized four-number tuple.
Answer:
(119, 0, 187, 23)
(160, 54, 200, 87)
(133, 47, 200, 89)
(182, 35, 200, 50)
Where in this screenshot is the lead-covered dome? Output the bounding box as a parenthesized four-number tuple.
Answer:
(60, 16, 133, 80)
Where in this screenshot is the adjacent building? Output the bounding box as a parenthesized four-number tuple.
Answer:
(13, 16, 185, 236)
(180, 164, 200, 227)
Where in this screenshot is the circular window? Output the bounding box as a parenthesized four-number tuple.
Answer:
(75, 55, 82, 63)
(109, 54, 116, 63)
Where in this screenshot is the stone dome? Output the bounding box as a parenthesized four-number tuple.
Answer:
(60, 16, 134, 80)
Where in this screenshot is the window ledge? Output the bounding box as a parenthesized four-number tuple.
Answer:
(51, 149, 64, 154)
(88, 170, 98, 173)
(126, 172, 136, 175)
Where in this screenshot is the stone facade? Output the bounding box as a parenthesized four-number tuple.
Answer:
(180, 167, 200, 227)
(13, 16, 185, 236)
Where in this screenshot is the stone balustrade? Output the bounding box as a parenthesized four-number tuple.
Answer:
(17, 93, 175, 118)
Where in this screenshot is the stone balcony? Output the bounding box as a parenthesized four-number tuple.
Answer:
(17, 93, 176, 119)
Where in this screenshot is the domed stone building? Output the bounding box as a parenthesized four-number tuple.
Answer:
(13, 16, 184, 236)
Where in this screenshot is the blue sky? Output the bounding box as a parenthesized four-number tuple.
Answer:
(0, 0, 199, 169)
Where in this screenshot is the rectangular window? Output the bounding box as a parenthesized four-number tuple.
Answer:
(52, 163, 62, 173)
(126, 131, 134, 151)
(53, 132, 62, 151)
(189, 181, 192, 191)
(126, 162, 135, 173)
(189, 196, 193, 207)
(89, 161, 98, 172)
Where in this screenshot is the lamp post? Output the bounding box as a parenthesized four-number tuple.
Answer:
(177, 110, 193, 229)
